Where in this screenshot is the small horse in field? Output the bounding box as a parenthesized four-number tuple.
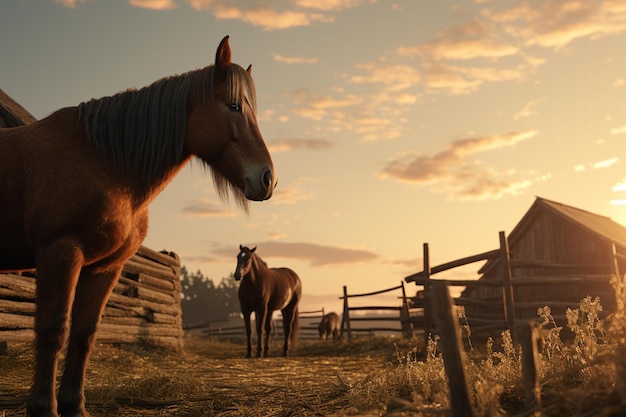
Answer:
(318, 312, 340, 342)
(234, 245, 302, 358)
(0, 36, 276, 417)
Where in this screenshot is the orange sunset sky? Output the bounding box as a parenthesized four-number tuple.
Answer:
(2, 0, 625, 314)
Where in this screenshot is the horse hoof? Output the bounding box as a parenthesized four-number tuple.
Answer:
(26, 412, 58, 417)
(58, 402, 90, 417)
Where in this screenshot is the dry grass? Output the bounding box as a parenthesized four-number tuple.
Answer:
(3, 292, 626, 416)
(0, 336, 419, 417)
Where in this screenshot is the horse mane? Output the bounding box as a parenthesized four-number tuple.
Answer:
(78, 63, 256, 209)
(251, 251, 269, 269)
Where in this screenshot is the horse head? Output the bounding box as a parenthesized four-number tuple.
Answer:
(186, 36, 277, 212)
(234, 245, 257, 280)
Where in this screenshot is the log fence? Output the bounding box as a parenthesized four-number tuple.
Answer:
(193, 308, 328, 341)
(0, 246, 184, 350)
(406, 231, 621, 346)
(339, 282, 415, 341)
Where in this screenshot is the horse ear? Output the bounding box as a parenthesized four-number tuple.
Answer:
(215, 35, 232, 73)
(239, 244, 243, 251)
(247, 65, 252, 75)
(251, 247, 257, 253)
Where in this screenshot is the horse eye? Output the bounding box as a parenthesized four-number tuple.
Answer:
(229, 102, 242, 112)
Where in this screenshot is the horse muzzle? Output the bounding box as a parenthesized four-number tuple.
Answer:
(244, 167, 276, 201)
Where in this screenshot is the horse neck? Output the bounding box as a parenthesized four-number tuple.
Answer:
(78, 71, 197, 205)
(246, 254, 270, 284)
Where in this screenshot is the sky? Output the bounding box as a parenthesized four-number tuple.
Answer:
(2, 0, 626, 315)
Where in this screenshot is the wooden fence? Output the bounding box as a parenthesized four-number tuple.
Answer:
(340, 282, 415, 340)
(190, 308, 328, 341)
(0, 246, 184, 350)
(428, 280, 617, 416)
(406, 231, 624, 345)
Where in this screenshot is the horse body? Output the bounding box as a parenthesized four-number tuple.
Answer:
(234, 246, 301, 358)
(0, 36, 276, 417)
(0, 108, 155, 272)
(318, 312, 340, 342)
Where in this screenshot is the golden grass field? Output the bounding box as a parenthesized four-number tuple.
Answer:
(0, 335, 419, 417)
(2, 320, 626, 417)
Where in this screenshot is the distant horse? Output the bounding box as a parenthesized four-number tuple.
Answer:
(318, 312, 340, 342)
(0, 36, 276, 417)
(234, 245, 302, 358)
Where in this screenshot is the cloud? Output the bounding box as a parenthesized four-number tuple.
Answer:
(287, 87, 413, 141)
(574, 157, 620, 171)
(379, 130, 540, 200)
(398, 21, 519, 61)
(180, 198, 235, 218)
(270, 178, 319, 205)
(53, 0, 86, 7)
(185, 0, 334, 30)
(611, 125, 626, 135)
(348, 63, 421, 92)
(269, 138, 333, 152)
(613, 179, 626, 192)
(129, 0, 176, 9)
(513, 98, 545, 120)
(213, 241, 379, 267)
(483, 1, 626, 50)
(293, 0, 367, 11)
(290, 89, 362, 121)
(273, 53, 318, 64)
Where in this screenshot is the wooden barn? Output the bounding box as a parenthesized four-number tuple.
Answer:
(462, 197, 626, 323)
(0, 90, 185, 350)
(0, 88, 37, 127)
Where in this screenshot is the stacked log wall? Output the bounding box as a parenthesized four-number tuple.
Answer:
(0, 246, 183, 350)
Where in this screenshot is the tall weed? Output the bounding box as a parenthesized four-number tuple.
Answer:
(345, 284, 625, 415)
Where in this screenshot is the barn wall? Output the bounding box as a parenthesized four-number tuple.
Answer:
(0, 246, 184, 350)
(468, 209, 619, 320)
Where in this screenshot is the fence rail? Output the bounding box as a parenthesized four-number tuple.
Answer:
(405, 231, 623, 346)
(339, 282, 415, 340)
(189, 308, 330, 342)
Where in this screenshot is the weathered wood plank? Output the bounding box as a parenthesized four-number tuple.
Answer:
(0, 299, 35, 315)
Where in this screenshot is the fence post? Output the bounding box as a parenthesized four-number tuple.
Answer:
(521, 321, 542, 415)
(342, 285, 352, 342)
(499, 231, 518, 344)
(422, 242, 432, 348)
(612, 242, 622, 279)
(431, 281, 475, 417)
(400, 281, 413, 339)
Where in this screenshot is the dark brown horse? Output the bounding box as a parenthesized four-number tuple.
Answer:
(234, 245, 301, 358)
(318, 312, 340, 342)
(0, 36, 276, 417)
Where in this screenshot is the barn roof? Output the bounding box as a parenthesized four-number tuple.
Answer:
(477, 196, 626, 274)
(0, 89, 37, 127)
(535, 198, 626, 249)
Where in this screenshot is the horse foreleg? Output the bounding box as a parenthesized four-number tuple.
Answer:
(254, 309, 265, 357)
(262, 309, 272, 358)
(57, 266, 122, 417)
(242, 311, 253, 358)
(281, 310, 293, 357)
(28, 241, 83, 417)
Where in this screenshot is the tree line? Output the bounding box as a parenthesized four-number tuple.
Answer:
(179, 266, 240, 326)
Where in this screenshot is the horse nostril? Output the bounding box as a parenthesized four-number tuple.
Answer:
(262, 169, 273, 190)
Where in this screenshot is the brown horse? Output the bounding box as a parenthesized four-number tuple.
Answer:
(0, 36, 276, 417)
(318, 312, 340, 342)
(233, 245, 301, 358)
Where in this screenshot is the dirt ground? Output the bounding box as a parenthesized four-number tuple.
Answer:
(0, 336, 416, 417)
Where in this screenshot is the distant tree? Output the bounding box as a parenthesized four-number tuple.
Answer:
(179, 266, 240, 326)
